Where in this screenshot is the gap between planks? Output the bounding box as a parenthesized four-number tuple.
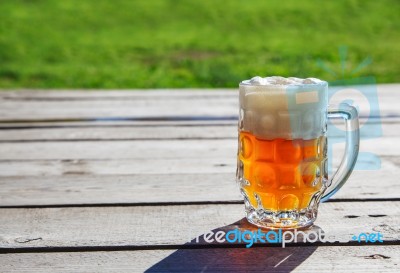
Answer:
(0, 198, 400, 209)
(0, 241, 399, 254)
(0, 120, 397, 142)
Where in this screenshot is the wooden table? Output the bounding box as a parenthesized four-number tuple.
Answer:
(0, 87, 399, 272)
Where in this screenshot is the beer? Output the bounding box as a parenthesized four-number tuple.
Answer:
(237, 131, 327, 211)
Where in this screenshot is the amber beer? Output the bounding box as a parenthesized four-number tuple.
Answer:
(238, 132, 327, 212)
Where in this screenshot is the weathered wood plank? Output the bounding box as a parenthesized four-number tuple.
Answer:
(1, 84, 397, 98)
(0, 121, 397, 141)
(0, 85, 398, 121)
(0, 117, 395, 129)
(0, 125, 237, 141)
(0, 173, 240, 206)
(0, 137, 398, 161)
(0, 157, 234, 176)
(1, 246, 399, 273)
(0, 139, 236, 160)
(0, 156, 398, 206)
(0, 94, 238, 120)
(0, 146, 394, 177)
(0, 202, 398, 248)
(0, 89, 237, 99)
(0, 120, 238, 129)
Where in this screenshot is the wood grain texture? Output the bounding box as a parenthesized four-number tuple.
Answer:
(0, 156, 398, 206)
(0, 134, 396, 189)
(0, 136, 398, 161)
(0, 88, 398, 273)
(0, 84, 397, 98)
(0, 173, 240, 206)
(0, 85, 398, 121)
(0, 93, 238, 120)
(0, 125, 237, 141)
(1, 246, 399, 273)
(0, 157, 234, 176)
(0, 121, 398, 141)
(0, 202, 399, 248)
(0, 120, 237, 129)
(0, 89, 237, 99)
(0, 139, 236, 160)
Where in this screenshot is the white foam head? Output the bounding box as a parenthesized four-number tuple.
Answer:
(239, 76, 328, 140)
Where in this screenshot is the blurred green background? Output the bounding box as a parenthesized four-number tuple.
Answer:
(0, 0, 399, 88)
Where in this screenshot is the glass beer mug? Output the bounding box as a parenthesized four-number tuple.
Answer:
(237, 76, 360, 229)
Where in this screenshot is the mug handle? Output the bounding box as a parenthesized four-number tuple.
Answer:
(321, 103, 360, 202)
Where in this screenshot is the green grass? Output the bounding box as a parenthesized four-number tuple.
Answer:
(0, 0, 399, 88)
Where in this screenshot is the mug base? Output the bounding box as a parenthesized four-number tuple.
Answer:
(245, 206, 318, 230)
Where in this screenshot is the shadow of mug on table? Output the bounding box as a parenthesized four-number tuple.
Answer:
(145, 218, 321, 273)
